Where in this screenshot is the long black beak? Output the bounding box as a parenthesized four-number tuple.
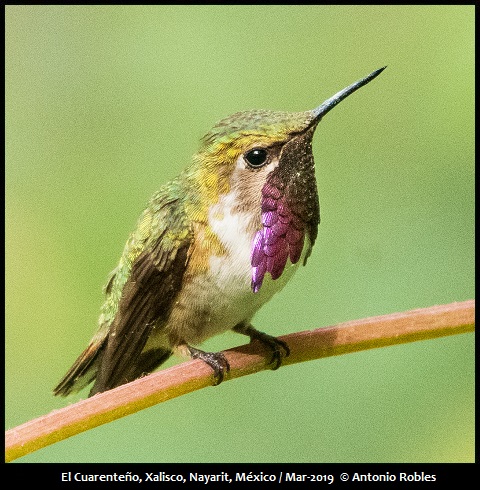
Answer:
(312, 66, 386, 121)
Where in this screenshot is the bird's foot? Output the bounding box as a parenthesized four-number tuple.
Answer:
(188, 346, 230, 385)
(234, 324, 290, 370)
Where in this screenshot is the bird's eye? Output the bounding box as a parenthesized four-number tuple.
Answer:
(244, 148, 269, 168)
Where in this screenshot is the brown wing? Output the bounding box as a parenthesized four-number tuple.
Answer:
(90, 210, 193, 395)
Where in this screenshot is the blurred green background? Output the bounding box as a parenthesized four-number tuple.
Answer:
(5, 5, 474, 463)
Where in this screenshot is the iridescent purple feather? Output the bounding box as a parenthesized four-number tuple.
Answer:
(251, 182, 305, 293)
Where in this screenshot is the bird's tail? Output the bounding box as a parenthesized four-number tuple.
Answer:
(53, 338, 107, 397)
(54, 339, 173, 397)
(88, 348, 172, 396)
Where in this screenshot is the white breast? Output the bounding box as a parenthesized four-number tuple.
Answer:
(204, 190, 306, 337)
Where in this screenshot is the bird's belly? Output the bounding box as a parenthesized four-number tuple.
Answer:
(164, 233, 307, 346)
(166, 251, 302, 345)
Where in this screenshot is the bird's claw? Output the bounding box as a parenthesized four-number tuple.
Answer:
(188, 347, 230, 385)
(256, 335, 290, 370)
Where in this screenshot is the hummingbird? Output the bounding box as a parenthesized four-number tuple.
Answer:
(54, 67, 385, 397)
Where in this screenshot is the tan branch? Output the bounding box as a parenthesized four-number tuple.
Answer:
(5, 300, 474, 462)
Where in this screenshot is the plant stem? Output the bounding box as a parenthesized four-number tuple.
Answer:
(5, 300, 474, 462)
